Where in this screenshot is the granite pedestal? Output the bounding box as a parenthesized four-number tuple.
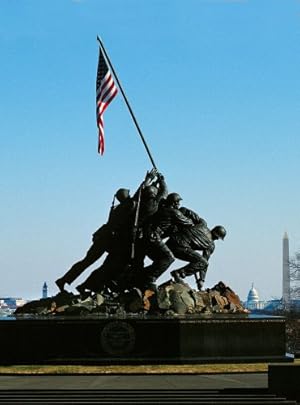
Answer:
(0, 314, 290, 364)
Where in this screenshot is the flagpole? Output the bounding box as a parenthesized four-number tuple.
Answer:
(97, 36, 158, 170)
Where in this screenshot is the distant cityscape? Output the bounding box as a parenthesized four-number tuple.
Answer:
(1, 233, 300, 315)
(0, 283, 48, 315)
(245, 232, 300, 313)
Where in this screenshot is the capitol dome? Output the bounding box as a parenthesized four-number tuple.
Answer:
(246, 283, 260, 310)
(247, 284, 259, 303)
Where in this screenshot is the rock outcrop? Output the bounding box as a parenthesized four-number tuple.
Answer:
(15, 280, 248, 316)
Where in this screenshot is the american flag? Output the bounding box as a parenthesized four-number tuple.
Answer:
(96, 48, 118, 154)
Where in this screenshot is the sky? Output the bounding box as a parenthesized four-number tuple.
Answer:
(1, 0, 300, 302)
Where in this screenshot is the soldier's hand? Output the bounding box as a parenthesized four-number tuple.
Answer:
(149, 168, 158, 177)
(145, 169, 154, 180)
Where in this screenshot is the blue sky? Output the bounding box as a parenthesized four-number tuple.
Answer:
(1, 0, 300, 301)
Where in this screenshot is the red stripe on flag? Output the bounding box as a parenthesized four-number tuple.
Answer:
(96, 49, 118, 154)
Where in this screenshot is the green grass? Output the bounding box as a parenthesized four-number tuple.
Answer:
(1, 360, 299, 375)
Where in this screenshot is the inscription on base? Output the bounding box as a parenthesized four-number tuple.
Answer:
(101, 321, 136, 355)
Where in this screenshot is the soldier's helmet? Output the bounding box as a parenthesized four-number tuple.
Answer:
(166, 193, 182, 206)
(211, 225, 227, 240)
(143, 185, 158, 198)
(115, 188, 130, 203)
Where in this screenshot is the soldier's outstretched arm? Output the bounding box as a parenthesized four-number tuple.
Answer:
(203, 244, 215, 261)
(144, 168, 157, 186)
(180, 207, 207, 226)
(132, 169, 157, 200)
(156, 172, 168, 200)
(174, 209, 194, 227)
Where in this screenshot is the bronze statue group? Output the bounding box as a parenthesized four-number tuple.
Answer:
(55, 169, 226, 297)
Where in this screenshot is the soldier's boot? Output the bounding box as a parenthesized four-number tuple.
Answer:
(171, 269, 186, 283)
(196, 269, 207, 291)
(196, 278, 204, 291)
(76, 283, 85, 295)
(75, 283, 91, 300)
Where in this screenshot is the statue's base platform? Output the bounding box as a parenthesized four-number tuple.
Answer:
(0, 314, 291, 364)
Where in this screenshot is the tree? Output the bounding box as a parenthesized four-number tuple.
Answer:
(288, 252, 300, 300)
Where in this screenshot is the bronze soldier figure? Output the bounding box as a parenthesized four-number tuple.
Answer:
(55, 188, 136, 292)
(134, 192, 194, 290)
(169, 220, 226, 290)
(74, 170, 167, 295)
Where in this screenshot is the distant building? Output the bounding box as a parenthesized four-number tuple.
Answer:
(0, 300, 12, 316)
(282, 232, 290, 307)
(0, 299, 9, 309)
(0, 297, 27, 310)
(245, 284, 265, 310)
(42, 282, 48, 299)
(243, 234, 300, 314)
(263, 299, 282, 313)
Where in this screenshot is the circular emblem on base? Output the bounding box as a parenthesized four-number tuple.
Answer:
(101, 321, 136, 355)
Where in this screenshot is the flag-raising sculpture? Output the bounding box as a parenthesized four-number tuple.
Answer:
(55, 38, 227, 300)
(17, 39, 245, 317)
